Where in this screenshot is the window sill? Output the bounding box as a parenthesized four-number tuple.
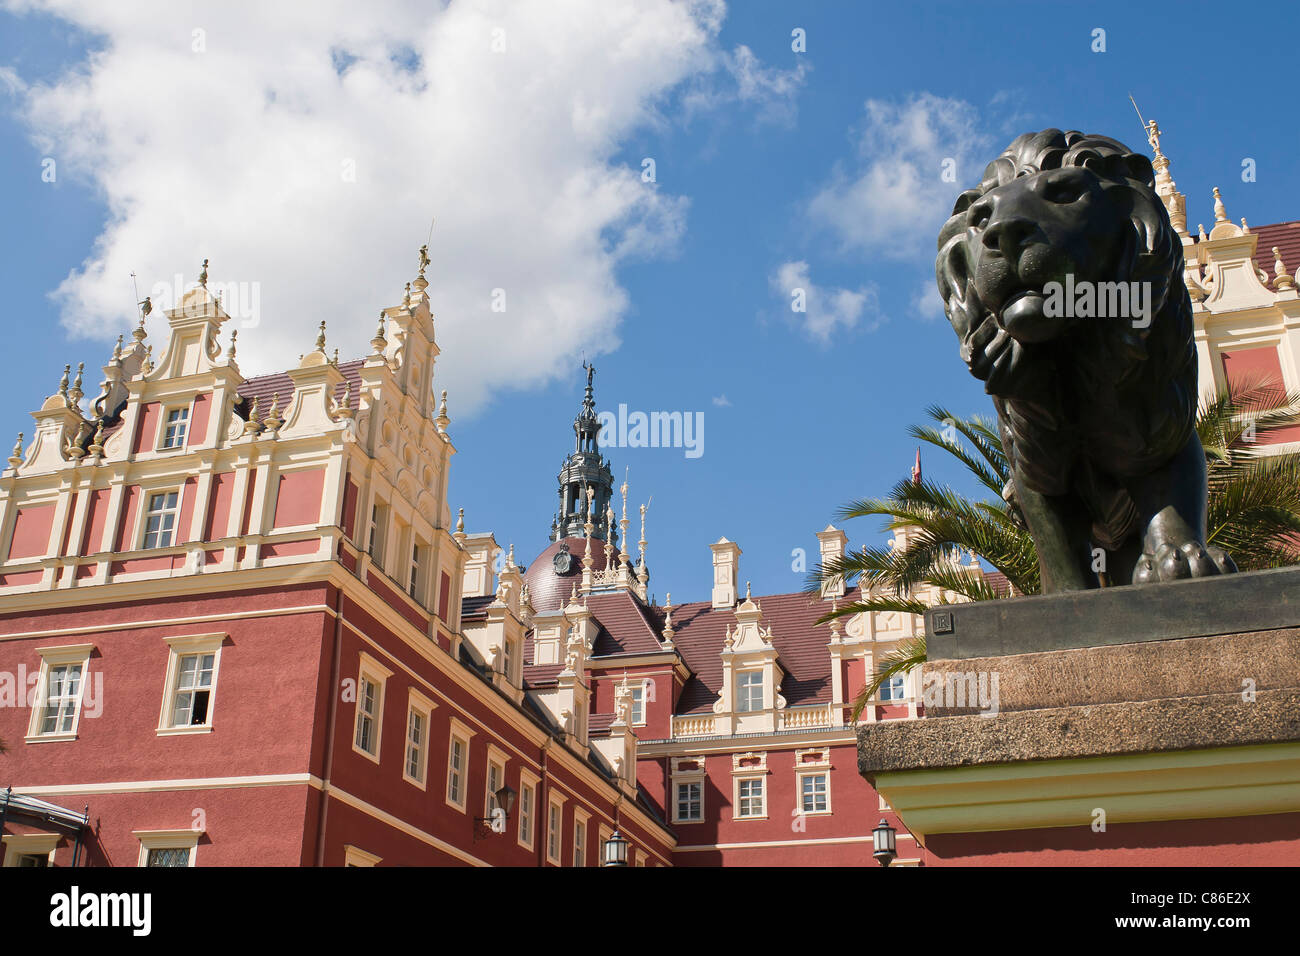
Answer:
(156, 725, 214, 736)
(24, 732, 77, 744)
(402, 773, 428, 792)
(672, 817, 705, 825)
(351, 744, 382, 765)
(734, 814, 768, 822)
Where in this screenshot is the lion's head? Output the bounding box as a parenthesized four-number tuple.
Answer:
(935, 129, 1183, 398)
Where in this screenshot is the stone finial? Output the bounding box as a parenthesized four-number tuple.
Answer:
(57, 364, 70, 401)
(403, 282, 412, 308)
(436, 389, 450, 431)
(88, 420, 105, 457)
(142, 345, 154, 376)
(226, 329, 237, 362)
(315, 320, 327, 353)
(418, 243, 430, 277)
(1273, 248, 1296, 292)
(506, 542, 516, 569)
(1213, 187, 1227, 223)
(8, 432, 24, 469)
(1241, 218, 1250, 234)
(332, 347, 339, 367)
(112, 334, 124, 363)
(371, 312, 388, 355)
(829, 596, 842, 642)
(1198, 223, 1207, 241)
(264, 393, 282, 432)
(199, 258, 209, 287)
(243, 396, 261, 436)
(456, 507, 465, 535)
(68, 362, 84, 407)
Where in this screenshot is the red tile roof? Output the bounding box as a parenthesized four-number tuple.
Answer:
(237, 357, 364, 411)
(667, 588, 848, 714)
(1250, 220, 1300, 288)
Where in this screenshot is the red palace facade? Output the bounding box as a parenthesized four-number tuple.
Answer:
(0, 253, 921, 868)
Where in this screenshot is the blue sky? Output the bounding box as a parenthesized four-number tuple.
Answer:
(1, 1, 1296, 606)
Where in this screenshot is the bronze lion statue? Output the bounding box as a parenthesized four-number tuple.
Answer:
(935, 128, 1235, 591)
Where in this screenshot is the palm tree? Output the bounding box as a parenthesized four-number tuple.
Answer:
(816, 378, 1300, 721)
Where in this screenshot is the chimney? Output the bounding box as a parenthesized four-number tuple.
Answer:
(710, 538, 741, 609)
(815, 525, 848, 598)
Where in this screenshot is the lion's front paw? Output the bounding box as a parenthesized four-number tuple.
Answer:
(1132, 539, 1237, 585)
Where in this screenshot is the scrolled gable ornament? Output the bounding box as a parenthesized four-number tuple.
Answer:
(935, 128, 1235, 591)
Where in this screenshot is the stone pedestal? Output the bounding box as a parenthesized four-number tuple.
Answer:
(857, 566, 1300, 865)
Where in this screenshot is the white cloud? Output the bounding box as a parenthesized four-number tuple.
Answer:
(680, 42, 808, 125)
(2, 0, 769, 413)
(769, 259, 881, 345)
(911, 278, 946, 322)
(711, 393, 730, 407)
(806, 93, 990, 259)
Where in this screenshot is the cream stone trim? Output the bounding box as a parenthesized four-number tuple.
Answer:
(15, 773, 321, 796)
(24, 642, 96, 742)
(873, 741, 1300, 840)
(133, 828, 202, 867)
(674, 833, 915, 852)
(157, 632, 225, 735)
(730, 751, 769, 774)
(343, 845, 382, 867)
(794, 746, 831, 768)
(2, 833, 60, 866)
(352, 651, 392, 764)
(0, 603, 335, 643)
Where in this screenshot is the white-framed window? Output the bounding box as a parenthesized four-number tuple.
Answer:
(141, 490, 181, 549)
(629, 680, 646, 725)
(2, 833, 60, 867)
(25, 643, 95, 742)
(736, 777, 765, 819)
(572, 810, 589, 867)
(446, 718, 475, 812)
(408, 540, 425, 600)
(737, 670, 764, 712)
(546, 795, 564, 865)
(157, 633, 224, 735)
(486, 756, 505, 818)
(344, 845, 382, 867)
(134, 829, 201, 868)
(351, 653, 392, 762)
(880, 674, 906, 702)
(798, 772, 830, 814)
(402, 690, 435, 789)
(160, 405, 190, 450)
(517, 772, 538, 851)
(367, 501, 389, 570)
(675, 781, 703, 823)
(502, 635, 518, 685)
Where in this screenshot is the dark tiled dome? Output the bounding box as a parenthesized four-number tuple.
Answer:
(523, 537, 614, 612)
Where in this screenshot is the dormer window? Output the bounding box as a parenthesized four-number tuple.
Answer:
(142, 491, 180, 549)
(160, 406, 189, 450)
(736, 671, 764, 712)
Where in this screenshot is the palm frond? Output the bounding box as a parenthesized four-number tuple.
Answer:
(849, 635, 927, 723)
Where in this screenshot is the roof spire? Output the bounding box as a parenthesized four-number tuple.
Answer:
(911, 447, 922, 484)
(553, 363, 615, 541)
